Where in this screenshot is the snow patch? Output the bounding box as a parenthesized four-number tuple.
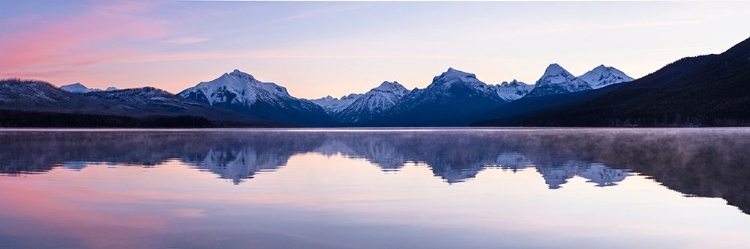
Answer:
(311, 93, 363, 114)
(494, 80, 533, 101)
(578, 65, 634, 89)
(60, 83, 101, 93)
(525, 63, 594, 97)
(537, 63, 578, 86)
(433, 67, 483, 87)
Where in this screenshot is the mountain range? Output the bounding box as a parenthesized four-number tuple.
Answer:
(476, 35, 750, 127)
(1, 35, 748, 127)
(312, 64, 628, 126)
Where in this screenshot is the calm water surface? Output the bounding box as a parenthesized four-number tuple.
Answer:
(1, 128, 749, 249)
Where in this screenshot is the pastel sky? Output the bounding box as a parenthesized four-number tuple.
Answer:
(1, 1, 749, 99)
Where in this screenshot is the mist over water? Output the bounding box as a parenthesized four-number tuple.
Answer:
(1, 128, 749, 248)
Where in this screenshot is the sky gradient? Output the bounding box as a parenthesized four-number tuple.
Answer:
(1, 1, 749, 99)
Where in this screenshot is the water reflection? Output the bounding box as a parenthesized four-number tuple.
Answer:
(1, 129, 749, 214)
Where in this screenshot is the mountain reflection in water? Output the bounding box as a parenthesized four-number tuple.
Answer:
(1, 128, 749, 214)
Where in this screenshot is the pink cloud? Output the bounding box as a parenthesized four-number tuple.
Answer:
(0, 1, 170, 78)
(111, 49, 460, 64)
(97, 1, 158, 13)
(170, 208, 207, 218)
(164, 36, 210, 44)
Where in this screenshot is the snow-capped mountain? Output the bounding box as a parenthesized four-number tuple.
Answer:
(372, 68, 508, 126)
(310, 93, 363, 115)
(524, 64, 633, 97)
(423, 67, 498, 95)
(398, 67, 503, 104)
(178, 69, 334, 126)
(60, 83, 97, 93)
(60, 83, 117, 93)
(525, 63, 592, 98)
(335, 81, 410, 123)
(493, 80, 533, 101)
(578, 65, 634, 89)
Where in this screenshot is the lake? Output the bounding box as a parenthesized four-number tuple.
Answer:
(1, 128, 749, 249)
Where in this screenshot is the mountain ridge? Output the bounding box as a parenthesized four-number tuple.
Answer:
(0, 79, 282, 127)
(474, 35, 750, 127)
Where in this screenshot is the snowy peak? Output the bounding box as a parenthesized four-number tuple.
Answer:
(311, 93, 363, 114)
(60, 83, 122, 94)
(500, 79, 532, 89)
(363, 81, 409, 103)
(525, 63, 592, 97)
(372, 81, 409, 96)
(500, 79, 522, 86)
(536, 63, 578, 86)
(421, 67, 502, 98)
(374, 81, 407, 93)
(543, 63, 567, 76)
(433, 67, 482, 86)
(578, 65, 634, 89)
(445, 67, 470, 76)
(228, 69, 257, 81)
(592, 64, 607, 71)
(60, 83, 99, 93)
(341, 93, 362, 100)
(314, 81, 411, 120)
(333, 80, 412, 123)
(494, 79, 533, 101)
(423, 67, 497, 97)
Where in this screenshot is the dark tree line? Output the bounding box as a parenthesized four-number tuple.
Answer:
(0, 109, 213, 128)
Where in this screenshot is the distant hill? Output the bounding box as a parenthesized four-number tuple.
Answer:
(0, 79, 280, 127)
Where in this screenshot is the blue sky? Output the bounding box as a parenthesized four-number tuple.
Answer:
(1, 1, 749, 98)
